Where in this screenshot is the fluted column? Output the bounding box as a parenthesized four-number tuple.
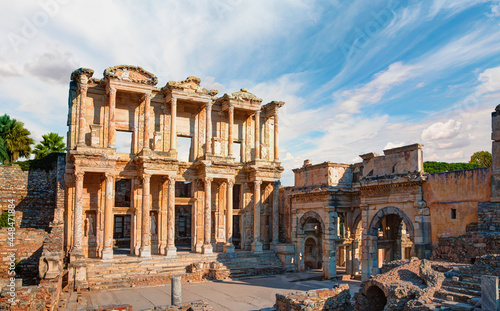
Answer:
(274, 109, 279, 161)
(254, 111, 260, 160)
(166, 175, 177, 256)
(224, 179, 235, 253)
(108, 86, 117, 148)
(170, 96, 177, 153)
(72, 171, 85, 257)
(102, 173, 115, 259)
(202, 177, 213, 254)
(252, 180, 263, 253)
(140, 174, 151, 258)
(228, 105, 234, 157)
(271, 180, 280, 247)
(205, 100, 212, 155)
(143, 93, 151, 151)
(77, 85, 88, 146)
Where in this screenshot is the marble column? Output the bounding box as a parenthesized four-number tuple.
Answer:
(72, 171, 85, 257)
(170, 96, 177, 153)
(205, 100, 212, 155)
(228, 105, 234, 157)
(108, 86, 117, 148)
(202, 177, 213, 254)
(158, 178, 168, 255)
(271, 180, 280, 247)
(102, 173, 114, 259)
(224, 179, 235, 253)
(254, 111, 260, 160)
(274, 109, 279, 161)
(252, 180, 263, 253)
(140, 174, 151, 258)
(166, 175, 177, 256)
(143, 93, 151, 150)
(77, 85, 88, 146)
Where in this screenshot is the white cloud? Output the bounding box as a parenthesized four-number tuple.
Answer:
(336, 62, 414, 113)
(421, 119, 462, 141)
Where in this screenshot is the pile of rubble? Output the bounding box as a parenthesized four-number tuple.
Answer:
(274, 284, 352, 311)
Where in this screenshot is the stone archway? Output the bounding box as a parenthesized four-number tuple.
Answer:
(299, 211, 325, 234)
(363, 206, 415, 279)
(297, 211, 325, 274)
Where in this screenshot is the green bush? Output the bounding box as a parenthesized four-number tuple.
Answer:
(0, 211, 9, 227)
(424, 161, 484, 173)
(7, 152, 64, 171)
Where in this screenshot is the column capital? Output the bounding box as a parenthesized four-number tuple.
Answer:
(79, 83, 88, 93)
(228, 104, 234, 112)
(227, 178, 235, 187)
(204, 177, 213, 184)
(75, 170, 84, 182)
(168, 175, 176, 184)
(144, 92, 152, 100)
(254, 180, 262, 186)
(274, 180, 281, 187)
(171, 96, 177, 106)
(107, 86, 117, 95)
(206, 99, 212, 107)
(142, 173, 151, 183)
(104, 173, 115, 182)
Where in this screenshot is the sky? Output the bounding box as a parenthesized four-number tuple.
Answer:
(1, 0, 499, 185)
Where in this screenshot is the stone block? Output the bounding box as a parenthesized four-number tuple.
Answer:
(481, 275, 499, 311)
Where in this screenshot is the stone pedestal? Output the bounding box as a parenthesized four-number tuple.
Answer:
(251, 241, 263, 253)
(202, 243, 213, 254)
(223, 243, 235, 253)
(482, 275, 499, 311)
(171, 276, 182, 305)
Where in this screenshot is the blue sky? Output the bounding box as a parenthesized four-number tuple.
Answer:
(1, 0, 499, 185)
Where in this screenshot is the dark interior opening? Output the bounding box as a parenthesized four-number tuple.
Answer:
(365, 285, 387, 311)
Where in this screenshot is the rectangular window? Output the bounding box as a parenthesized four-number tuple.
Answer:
(116, 131, 132, 153)
(451, 208, 457, 219)
(115, 179, 132, 207)
(177, 136, 192, 162)
(233, 142, 242, 162)
(233, 184, 241, 210)
(175, 181, 191, 198)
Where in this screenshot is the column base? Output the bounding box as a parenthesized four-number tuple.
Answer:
(139, 246, 151, 258)
(195, 243, 203, 253)
(166, 246, 177, 257)
(102, 247, 113, 260)
(223, 243, 235, 253)
(251, 241, 263, 253)
(270, 241, 280, 251)
(70, 247, 85, 263)
(202, 244, 213, 254)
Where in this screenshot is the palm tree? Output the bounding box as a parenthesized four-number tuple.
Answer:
(0, 136, 8, 163)
(33, 132, 66, 159)
(0, 114, 34, 163)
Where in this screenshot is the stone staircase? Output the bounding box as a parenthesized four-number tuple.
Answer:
(85, 250, 284, 290)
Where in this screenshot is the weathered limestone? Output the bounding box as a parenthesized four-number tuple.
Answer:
(140, 174, 152, 258)
(107, 86, 116, 147)
(71, 171, 85, 259)
(203, 177, 213, 254)
(171, 276, 182, 306)
(252, 180, 263, 253)
(170, 96, 177, 153)
(166, 175, 177, 257)
(143, 93, 151, 150)
(102, 173, 114, 260)
(224, 179, 235, 253)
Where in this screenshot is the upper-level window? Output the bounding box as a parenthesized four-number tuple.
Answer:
(115, 179, 132, 207)
(233, 142, 242, 162)
(175, 181, 191, 198)
(177, 136, 192, 162)
(116, 130, 132, 153)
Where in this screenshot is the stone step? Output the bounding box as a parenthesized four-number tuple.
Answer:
(441, 301, 475, 311)
(435, 289, 477, 304)
(442, 285, 480, 297)
(443, 279, 481, 291)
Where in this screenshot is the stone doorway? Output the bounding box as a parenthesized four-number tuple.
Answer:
(113, 215, 131, 255)
(232, 215, 242, 249)
(304, 237, 322, 269)
(175, 205, 191, 251)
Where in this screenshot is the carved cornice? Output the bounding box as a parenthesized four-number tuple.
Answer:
(103, 65, 158, 86)
(357, 179, 424, 191)
(71, 68, 94, 82)
(162, 76, 218, 96)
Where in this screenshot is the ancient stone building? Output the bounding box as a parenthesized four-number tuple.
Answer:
(65, 65, 284, 287)
(282, 136, 494, 281)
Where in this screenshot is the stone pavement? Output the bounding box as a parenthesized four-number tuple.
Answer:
(69, 271, 361, 311)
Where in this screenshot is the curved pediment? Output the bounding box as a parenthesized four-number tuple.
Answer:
(230, 88, 262, 102)
(103, 65, 158, 86)
(163, 76, 218, 96)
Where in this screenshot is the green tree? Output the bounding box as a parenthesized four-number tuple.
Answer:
(0, 136, 8, 163)
(33, 132, 66, 159)
(0, 114, 34, 163)
(469, 151, 492, 167)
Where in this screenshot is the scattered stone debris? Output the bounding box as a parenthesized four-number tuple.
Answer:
(274, 284, 352, 311)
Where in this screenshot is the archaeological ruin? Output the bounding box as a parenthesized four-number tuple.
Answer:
(0, 64, 499, 310)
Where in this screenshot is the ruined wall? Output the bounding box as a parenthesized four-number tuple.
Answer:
(423, 168, 491, 247)
(0, 155, 65, 285)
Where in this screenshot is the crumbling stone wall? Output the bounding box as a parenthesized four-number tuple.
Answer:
(275, 284, 352, 311)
